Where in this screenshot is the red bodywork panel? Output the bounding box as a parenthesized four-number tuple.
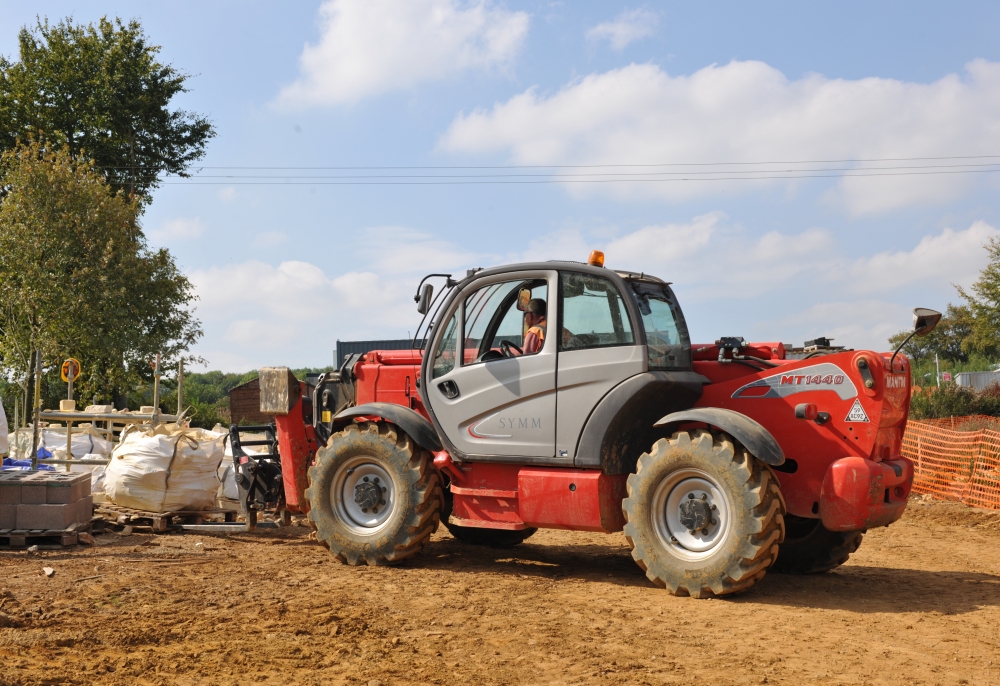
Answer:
(445, 459, 628, 533)
(283, 343, 913, 532)
(275, 396, 317, 515)
(692, 342, 912, 527)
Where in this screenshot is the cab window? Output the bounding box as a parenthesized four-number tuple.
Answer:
(463, 279, 547, 363)
(559, 273, 635, 351)
(630, 282, 689, 370)
(431, 312, 459, 378)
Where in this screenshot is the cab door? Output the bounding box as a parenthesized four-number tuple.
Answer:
(556, 271, 646, 462)
(424, 271, 557, 460)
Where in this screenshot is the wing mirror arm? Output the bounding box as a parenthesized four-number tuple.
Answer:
(890, 307, 942, 369)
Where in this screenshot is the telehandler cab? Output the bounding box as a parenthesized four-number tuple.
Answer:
(231, 251, 939, 597)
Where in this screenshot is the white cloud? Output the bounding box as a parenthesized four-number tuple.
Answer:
(217, 187, 237, 203)
(187, 228, 497, 368)
(440, 59, 1000, 214)
(585, 8, 659, 50)
(186, 218, 996, 368)
(846, 220, 998, 292)
(277, 0, 529, 107)
(148, 217, 205, 244)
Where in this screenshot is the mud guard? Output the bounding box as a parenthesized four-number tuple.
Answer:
(653, 408, 785, 466)
(333, 402, 443, 453)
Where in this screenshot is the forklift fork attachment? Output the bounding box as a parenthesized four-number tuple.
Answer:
(229, 424, 284, 530)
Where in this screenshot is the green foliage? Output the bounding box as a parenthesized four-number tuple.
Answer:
(0, 16, 214, 203)
(0, 139, 201, 405)
(909, 382, 1000, 420)
(956, 235, 1000, 358)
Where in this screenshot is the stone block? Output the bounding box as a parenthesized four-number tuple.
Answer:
(44, 473, 90, 504)
(16, 502, 77, 530)
(20, 474, 48, 505)
(0, 504, 16, 528)
(74, 495, 94, 524)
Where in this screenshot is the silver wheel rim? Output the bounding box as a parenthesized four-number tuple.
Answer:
(651, 468, 731, 561)
(332, 456, 396, 534)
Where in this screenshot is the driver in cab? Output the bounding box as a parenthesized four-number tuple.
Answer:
(522, 299, 547, 354)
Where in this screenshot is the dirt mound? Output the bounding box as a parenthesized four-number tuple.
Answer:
(903, 493, 1000, 529)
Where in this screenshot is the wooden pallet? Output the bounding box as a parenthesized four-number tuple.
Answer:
(95, 504, 238, 532)
(0, 521, 92, 550)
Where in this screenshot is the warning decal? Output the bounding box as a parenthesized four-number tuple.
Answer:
(845, 399, 870, 423)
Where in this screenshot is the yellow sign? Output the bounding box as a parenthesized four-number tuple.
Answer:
(61, 358, 82, 383)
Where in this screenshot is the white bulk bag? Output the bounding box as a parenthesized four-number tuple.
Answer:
(104, 425, 225, 512)
(8, 427, 113, 460)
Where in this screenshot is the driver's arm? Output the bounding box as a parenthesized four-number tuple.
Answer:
(523, 330, 542, 354)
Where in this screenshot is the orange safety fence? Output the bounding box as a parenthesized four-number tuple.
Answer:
(902, 418, 1000, 510)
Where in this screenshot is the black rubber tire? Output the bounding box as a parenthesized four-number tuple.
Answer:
(771, 514, 864, 574)
(306, 421, 442, 566)
(622, 429, 786, 598)
(445, 522, 538, 547)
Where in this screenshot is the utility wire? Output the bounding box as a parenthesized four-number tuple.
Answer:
(159, 168, 1000, 186)
(102, 153, 1000, 171)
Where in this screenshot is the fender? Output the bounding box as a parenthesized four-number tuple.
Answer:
(333, 402, 443, 453)
(654, 407, 785, 466)
(575, 371, 707, 474)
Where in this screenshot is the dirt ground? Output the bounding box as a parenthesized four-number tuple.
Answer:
(1, 496, 999, 686)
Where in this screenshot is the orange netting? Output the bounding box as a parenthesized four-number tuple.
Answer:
(902, 418, 1000, 510)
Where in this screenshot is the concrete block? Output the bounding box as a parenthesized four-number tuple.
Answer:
(0, 471, 41, 505)
(74, 496, 93, 524)
(16, 502, 77, 530)
(0, 504, 16, 528)
(44, 473, 90, 504)
(20, 477, 48, 505)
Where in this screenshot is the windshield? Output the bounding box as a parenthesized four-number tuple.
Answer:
(629, 282, 691, 370)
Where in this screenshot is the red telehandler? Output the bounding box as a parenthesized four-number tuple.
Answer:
(229, 251, 939, 597)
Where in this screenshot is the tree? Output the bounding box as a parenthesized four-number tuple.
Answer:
(0, 139, 202, 405)
(0, 17, 214, 203)
(956, 236, 1000, 358)
(888, 303, 973, 363)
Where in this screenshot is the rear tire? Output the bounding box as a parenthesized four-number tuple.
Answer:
(771, 514, 864, 574)
(306, 421, 441, 565)
(622, 430, 785, 598)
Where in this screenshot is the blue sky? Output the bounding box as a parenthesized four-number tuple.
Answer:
(3, 1, 1000, 370)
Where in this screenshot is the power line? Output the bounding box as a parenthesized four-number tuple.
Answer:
(103, 153, 1000, 171)
(165, 162, 1000, 180)
(160, 167, 1000, 186)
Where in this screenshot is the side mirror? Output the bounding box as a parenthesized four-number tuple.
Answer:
(516, 288, 531, 312)
(913, 308, 942, 337)
(416, 283, 434, 315)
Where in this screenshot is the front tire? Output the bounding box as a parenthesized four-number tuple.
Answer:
(622, 430, 785, 598)
(306, 421, 441, 565)
(771, 514, 864, 574)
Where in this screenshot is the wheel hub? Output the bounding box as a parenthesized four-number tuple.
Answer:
(354, 478, 383, 510)
(652, 470, 731, 560)
(333, 458, 395, 532)
(678, 493, 713, 533)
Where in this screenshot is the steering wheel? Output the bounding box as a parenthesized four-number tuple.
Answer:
(499, 340, 523, 358)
